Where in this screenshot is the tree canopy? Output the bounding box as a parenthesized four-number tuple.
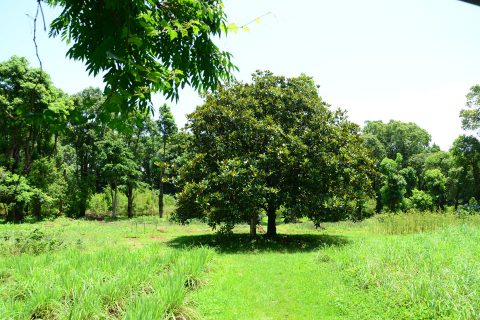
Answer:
(363, 120, 431, 164)
(46, 0, 236, 117)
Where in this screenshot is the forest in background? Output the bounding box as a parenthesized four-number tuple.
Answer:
(2, 56, 480, 233)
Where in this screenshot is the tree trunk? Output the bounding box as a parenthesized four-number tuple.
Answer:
(266, 206, 277, 237)
(127, 183, 134, 219)
(159, 139, 166, 218)
(473, 162, 480, 200)
(158, 178, 164, 218)
(111, 187, 118, 218)
(78, 199, 87, 218)
(249, 215, 257, 238)
(7, 203, 24, 223)
(33, 198, 42, 221)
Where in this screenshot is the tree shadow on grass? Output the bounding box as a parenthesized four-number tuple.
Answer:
(167, 233, 350, 254)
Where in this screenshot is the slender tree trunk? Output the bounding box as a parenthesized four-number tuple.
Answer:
(249, 215, 257, 238)
(158, 139, 166, 218)
(454, 191, 459, 210)
(158, 177, 164, 218)
(127, 183, 134, 219)
(33, 198, 41, 221)
(112, 187, 118, 218)
(78, 198, 87, 218)
(266, 206, 277, 237)
(59, 169, 66, 216)
(473, 162, 480, 200)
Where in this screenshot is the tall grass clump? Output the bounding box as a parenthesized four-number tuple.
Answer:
(370, 210, 480, 235)
(323, 224, 480, 319)
(0, 237, 212, 319)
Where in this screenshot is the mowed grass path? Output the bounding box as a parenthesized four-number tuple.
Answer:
(192, 251, 342, 319)
(171, 225, 353, 319)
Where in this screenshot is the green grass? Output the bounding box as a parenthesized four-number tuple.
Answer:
(2, 213, 480, 319)
(0, 218, 213, 319)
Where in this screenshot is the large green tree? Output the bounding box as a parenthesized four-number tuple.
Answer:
(0, 56, 72, 173)
(175, 71, 373, 237)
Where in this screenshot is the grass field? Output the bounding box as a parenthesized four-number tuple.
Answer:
(1, 213, 480, 319)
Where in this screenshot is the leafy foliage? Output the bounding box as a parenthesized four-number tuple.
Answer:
(460, 84, 480, 132)
(408, 189, 434, 211)
(47, 0, 236, 117)
(363, 120, 431, 164)
(424, 169, 446, 210)
(379, 157, 406, 211)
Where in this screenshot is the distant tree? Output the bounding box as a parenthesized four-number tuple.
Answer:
(97, 131, 140, 218)
(460, 85, 480, 133)
(46, 0, 236, 117)
(28, 157, 65, 219)
(156, 104, 178, 218)
(0, 167, 43, 222)
(175, 71, 373, 237)
(424, 151, 452, 176)
(380, 157, 407, 211)
(363, 120, 431, 164)
(451, 135, 480, 200)
(399, 166, 417, 198)
(64, 87, 105, 218)
(424, 169, 446, 210)
(362, 133, 387, 212)
(446, 166, 470, 210)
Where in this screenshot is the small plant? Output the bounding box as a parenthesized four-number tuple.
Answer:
(457, 197, 480, 216)
(0, 228, 66, 255)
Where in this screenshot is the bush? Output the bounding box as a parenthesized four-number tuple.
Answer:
(0, 228, 67, 255)
(408, 189, 434, 211)
(457, 197, 480, 216)
(86, 192, 110, 219)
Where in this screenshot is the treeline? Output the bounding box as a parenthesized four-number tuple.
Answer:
(363, 120, 480, 213)
(0, 56, 183, 222)
(1, 56, 480, 227)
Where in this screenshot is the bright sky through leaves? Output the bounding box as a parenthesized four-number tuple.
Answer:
(1, 0, 480, 150)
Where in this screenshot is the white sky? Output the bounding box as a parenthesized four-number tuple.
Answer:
(1, 0, 480, 150)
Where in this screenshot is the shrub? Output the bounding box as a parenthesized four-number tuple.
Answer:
(409, 189, 434, 211)
(0, 228, 66, 255)
(457, 197, 480, 216)
(86, 192, 110, 219)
